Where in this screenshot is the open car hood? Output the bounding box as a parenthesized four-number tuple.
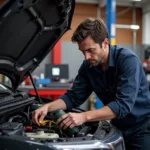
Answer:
(0, 0, 75, 91)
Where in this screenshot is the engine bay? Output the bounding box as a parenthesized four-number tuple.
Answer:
(0, 92, 112, 142)
(0, 90, 125, 150)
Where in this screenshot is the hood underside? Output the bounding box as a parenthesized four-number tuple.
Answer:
(0, 0, 75, 91)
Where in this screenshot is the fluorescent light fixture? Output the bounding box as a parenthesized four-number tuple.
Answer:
(115, 24, 140, 30)
(130, 25, 140, 30)
(130, 0, 141, 1)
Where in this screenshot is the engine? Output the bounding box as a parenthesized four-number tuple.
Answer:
(0, 91, 125, 150)
(0, 102, 104, 140)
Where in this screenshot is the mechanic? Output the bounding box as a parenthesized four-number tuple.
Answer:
(32, 18, 150, 150)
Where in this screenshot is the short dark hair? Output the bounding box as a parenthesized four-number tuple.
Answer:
(71, 18, 108, 46)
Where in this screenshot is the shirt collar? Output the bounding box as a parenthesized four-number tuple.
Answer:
(108, 44, 115, 67)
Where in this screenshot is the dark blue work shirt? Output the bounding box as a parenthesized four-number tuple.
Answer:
(60, 45, 150, 129)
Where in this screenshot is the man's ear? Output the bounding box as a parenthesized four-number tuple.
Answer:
(102, 38, 109, 49)
(104, 38, 109, 45)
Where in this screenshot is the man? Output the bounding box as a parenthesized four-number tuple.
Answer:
(32, 18, 150, 150)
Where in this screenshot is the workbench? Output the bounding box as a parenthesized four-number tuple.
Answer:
(19, 83, 70, 100)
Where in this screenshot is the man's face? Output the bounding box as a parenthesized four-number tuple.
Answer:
(78, 36, 107, 66)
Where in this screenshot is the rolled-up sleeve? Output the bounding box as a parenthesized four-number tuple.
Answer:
(60, 61, 92, 110)
(107, 55, 141, 119)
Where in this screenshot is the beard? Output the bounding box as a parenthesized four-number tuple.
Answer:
(88, 50, 105, 67)
(88, 59, 99, 66)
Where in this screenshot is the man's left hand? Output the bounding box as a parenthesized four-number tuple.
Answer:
(56, 112, 87, 129)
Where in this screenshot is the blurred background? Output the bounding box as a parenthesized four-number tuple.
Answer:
(1, 0, 150, 110)
(34, 0, 150, 81)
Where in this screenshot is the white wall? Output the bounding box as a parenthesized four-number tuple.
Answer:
(142, 1, 150, 45)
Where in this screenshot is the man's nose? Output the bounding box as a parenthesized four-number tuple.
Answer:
(85, 52, 91, 60)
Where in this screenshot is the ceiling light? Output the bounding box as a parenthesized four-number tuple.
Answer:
(130, 25, 140, 30)
(115, 24, 140, 30)
(130, 0, 141, 2)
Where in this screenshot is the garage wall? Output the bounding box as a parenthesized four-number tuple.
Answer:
(62, 3, 97, 41)
(60, 3, 143, 81)
(62, 42, 144, 81)
(33, 53, 51, 76)
(62, 3, 142, 45)
(61, 42, 84, 80)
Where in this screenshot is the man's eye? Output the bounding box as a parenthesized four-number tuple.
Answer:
(89, 49, 95, 52)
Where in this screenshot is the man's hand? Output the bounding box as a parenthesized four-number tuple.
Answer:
(56, 112, 87, 129)
(56, 106, 117, 130)
(32, 99, 67, 126)
(32, 104, 49, 126)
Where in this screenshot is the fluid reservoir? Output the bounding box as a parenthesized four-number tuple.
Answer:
(26, 130, 59, 139)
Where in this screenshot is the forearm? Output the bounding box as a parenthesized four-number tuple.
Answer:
(47, 99, 67, 112)
(83, 106, 117, 122)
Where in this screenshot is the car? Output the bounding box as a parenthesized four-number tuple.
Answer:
(0, 0, 125, 150)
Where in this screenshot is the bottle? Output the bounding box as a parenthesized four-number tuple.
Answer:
(55, 110, 79, 137)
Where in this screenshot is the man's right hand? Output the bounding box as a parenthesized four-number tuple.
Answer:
(32, 104, 49, 126)
(32, 99, 67, 126)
